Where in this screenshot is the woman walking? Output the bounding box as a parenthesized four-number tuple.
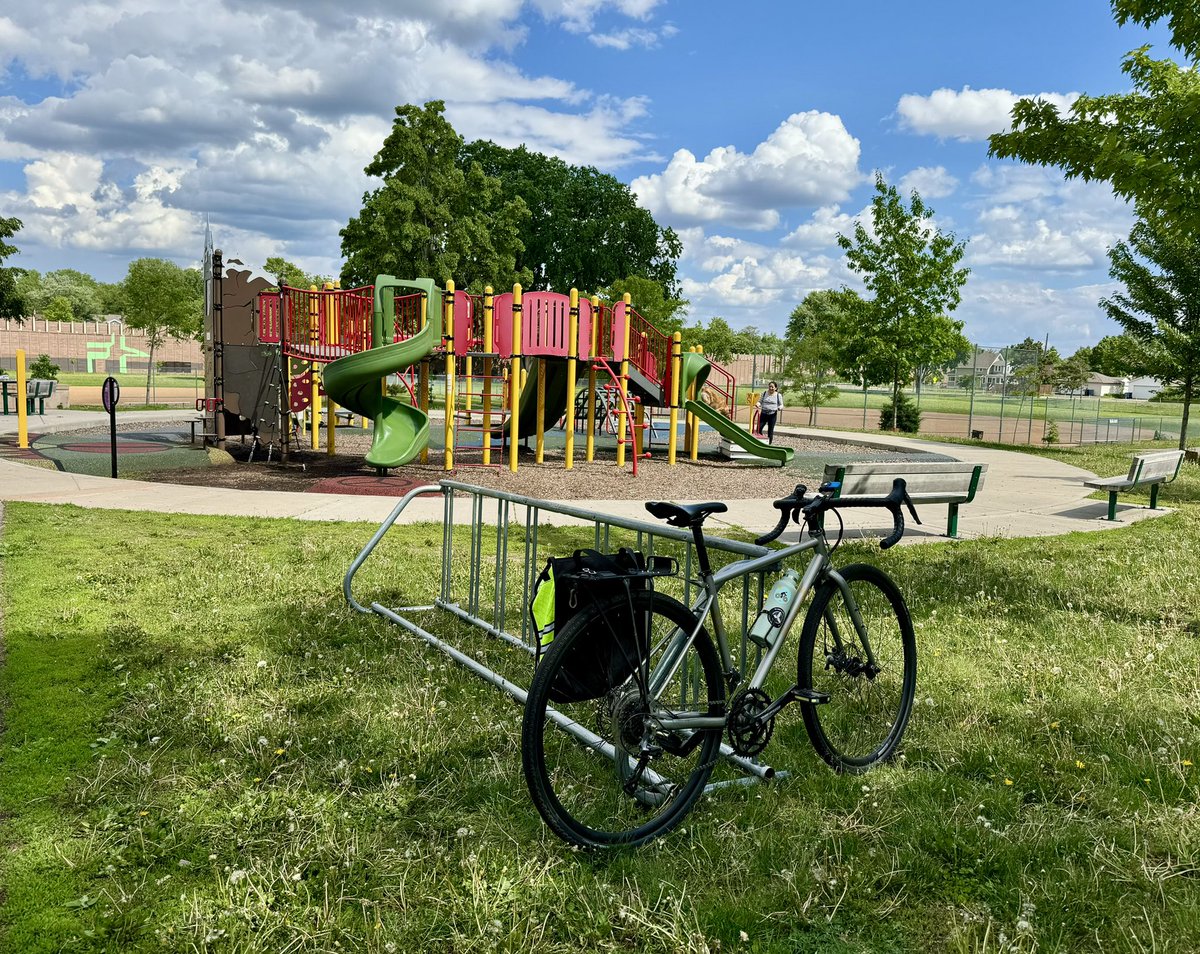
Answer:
(756, 381, 783, 444)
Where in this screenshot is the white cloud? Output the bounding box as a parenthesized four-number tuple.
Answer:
(898, 165, 958, 199)
(897, 86, 1078, 142)
(632, 111, 861, 230)
(958, 278, 1121, 349)
(782, 205, 859, 249)
(589, 23, 677, 49)
(966, 165, 1132, 271)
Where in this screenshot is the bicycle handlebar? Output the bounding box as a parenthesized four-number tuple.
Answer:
(753, 478, 922, 549)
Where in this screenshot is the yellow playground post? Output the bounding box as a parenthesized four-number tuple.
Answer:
(15, 349, 27, 449)
(668, 331, 681, 465)
(616, 293, 632, 469)
(482, 287, 494, 466)
(509, 284, 523, 472)
(444, 281, 455, 471)
(586, 294, 599, 462)
(565, 289, 579, 469)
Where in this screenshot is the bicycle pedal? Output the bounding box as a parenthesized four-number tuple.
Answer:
(795, 688, 831, 705)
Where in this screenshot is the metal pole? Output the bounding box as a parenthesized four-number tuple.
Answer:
(966, 345, 978, 438)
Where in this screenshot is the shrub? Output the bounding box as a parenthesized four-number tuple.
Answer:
(878, 392, 921, 433)
(1043, 421, 1060, 444)
(29, 354, 60, 380)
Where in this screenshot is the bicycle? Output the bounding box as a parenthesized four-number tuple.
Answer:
(521, 478, 921, 848)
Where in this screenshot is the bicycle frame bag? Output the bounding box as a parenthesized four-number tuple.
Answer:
(529, 548, 672, 704)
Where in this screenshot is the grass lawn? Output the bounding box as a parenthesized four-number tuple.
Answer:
(1, 446, 1198, 952)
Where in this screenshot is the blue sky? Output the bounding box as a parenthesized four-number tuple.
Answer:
(0, 0, 1175, 350)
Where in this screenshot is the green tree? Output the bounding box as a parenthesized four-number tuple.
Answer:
(43, 296, 74, 324)
(989, 2, 1200, 235)
(0, 216, 26, 321)
(96, 281, 126, 316)
(120, 258, 204, 402)
(43, 269, 100, 320)
(29, 354, 60, 380)
(264, 257, 316, 290)
(461, 141, 682, 296)
(683, 317, 736, 363)
(598, 275, 689, 335)
(340, 101, 530, 290)
(837, 174, 971, 429)
(785, 289, 864, 424)
(1100, 214, 1200, 448)
(1053, 353, 1092, 393)
(1085, 334, 1142, 376)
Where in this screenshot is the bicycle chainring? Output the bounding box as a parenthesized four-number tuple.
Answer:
(726, 687, 775, 756)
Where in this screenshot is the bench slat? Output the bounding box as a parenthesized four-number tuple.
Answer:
(822, 461, 988, 537)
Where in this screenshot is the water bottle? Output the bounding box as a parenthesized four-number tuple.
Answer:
(748, 568, 801, 648)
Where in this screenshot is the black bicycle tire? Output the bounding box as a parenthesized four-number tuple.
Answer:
(521, 589, 725, 848)
(797, 562, 916, 773)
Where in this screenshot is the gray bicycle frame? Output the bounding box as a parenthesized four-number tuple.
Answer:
(649, 531, 881, 733)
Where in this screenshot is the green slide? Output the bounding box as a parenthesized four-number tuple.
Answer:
(322, 276, 439, 469)
(517, 358, 572, 436)
(677, 350, 793, 466)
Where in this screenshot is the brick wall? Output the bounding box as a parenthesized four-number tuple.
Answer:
(0, 318, 203, 374)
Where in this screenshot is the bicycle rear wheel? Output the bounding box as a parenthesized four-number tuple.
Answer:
(522, 589, 725, 848)
(798, 563, 916, 773)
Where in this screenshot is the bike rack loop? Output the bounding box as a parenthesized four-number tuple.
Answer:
(343, 479, 786, 786)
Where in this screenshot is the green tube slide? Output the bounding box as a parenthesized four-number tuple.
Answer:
(677, 350, 794, 466)
(322, 276, 439, 469)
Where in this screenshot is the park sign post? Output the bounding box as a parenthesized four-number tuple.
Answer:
(102, 376, 120, 478)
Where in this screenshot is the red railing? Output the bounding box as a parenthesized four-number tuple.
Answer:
(278, 285, 373, 361)
(393, 292, 424, 343)
(626, 306, 670, 390)
(700, 359, 737, 421)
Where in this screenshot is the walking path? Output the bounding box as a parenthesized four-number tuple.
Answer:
(0, 408, 1169, 541)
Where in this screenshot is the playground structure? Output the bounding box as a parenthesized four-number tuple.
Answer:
(202, 258, 794, 471)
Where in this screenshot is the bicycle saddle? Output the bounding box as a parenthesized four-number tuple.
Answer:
(645, 500, 729, 527)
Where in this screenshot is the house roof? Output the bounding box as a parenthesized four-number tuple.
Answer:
(1086, 373, 1125, 385)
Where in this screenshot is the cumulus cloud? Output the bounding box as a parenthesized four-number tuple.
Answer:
(589, 23, 678, 49)
(898, 165, 958, 199)
(959, 278, 1122, 349)
(897, 86, 1078, 142)
(0, 0, 672, 275)
(631, 111, 861, 230)
(966, 165, 1132, 271)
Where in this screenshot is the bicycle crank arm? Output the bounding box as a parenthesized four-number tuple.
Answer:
(755, 685, 830, 722)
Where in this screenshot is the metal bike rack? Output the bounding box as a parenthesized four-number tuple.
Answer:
(343, 479, 787, 785)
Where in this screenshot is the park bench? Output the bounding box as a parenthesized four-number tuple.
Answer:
(26, 379, 56, 414)
(822, 460, 988, 538)
(1082, 449, 1185, 520)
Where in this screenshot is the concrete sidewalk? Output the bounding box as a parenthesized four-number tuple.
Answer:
(0, 408, 1170, 540)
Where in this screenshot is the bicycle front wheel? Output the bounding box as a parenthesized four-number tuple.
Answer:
(798, 563, 916, 773)
(521, 589, 725, 849)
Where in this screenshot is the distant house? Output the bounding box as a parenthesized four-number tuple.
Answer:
(1125, 376, 1163, 400)
(1082, 373, 1126, 397)
(945, 350, 1009, 390)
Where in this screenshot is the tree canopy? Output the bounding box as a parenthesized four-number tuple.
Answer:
(461, 141, 682, 297)
(120, 258, 204, 401)
(837, 174, 970, 428)
(0, 216, 25, 321)
(785, 289, 866, 423)
(340, 101, 530, 290)
(989, 1, 1200, 234)
(1100, 214, 1200, 447)
(597, 275, 689, 335)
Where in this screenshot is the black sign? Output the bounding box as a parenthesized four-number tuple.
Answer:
(101, 376, 120, 414)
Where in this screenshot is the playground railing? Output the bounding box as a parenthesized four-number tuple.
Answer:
(279, 284, 373, 360)
(704, 359, 738, 421)
(344, 480, 785, 784)
(627, 306, 670, 389)
(257, 292, 281, 343)
(393, 292, 425, 343)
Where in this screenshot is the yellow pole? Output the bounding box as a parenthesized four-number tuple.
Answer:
(565, 289, 578, 470)
(586, 294, 598, 462)
(419, 293, 429, 463)
(668, 331, 681, 465)
(616, 293, 632, 469)
(482, 286, 493, 466)
(535, 359, 546, 463)
(444, 281, 455, 471)
(15, 349, 28, 449)
(691, 344, 703, 461)
(509, 283, 522, 472)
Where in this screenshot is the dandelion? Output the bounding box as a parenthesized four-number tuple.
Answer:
(1183, 760, 1194, 767)
(739, 930, 750, 942)
(1075, 760, 1085, 769)
(257, 660, 267, 669)
(275, 748, 285, 755)
(1004, 778, 1013, 786)
(1050, 721, 1060, 729)
(229, 870, 247, 885)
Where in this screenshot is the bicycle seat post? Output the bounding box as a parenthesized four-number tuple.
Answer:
(690, 521, 714, 580)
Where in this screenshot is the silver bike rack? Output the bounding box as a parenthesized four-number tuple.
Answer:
(343, 479, 787, 785)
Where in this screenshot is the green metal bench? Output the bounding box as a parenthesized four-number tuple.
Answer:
(1082, 449, 1185, 520)
(822, 460, 988, 538)
(26, 379, 56, 414)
